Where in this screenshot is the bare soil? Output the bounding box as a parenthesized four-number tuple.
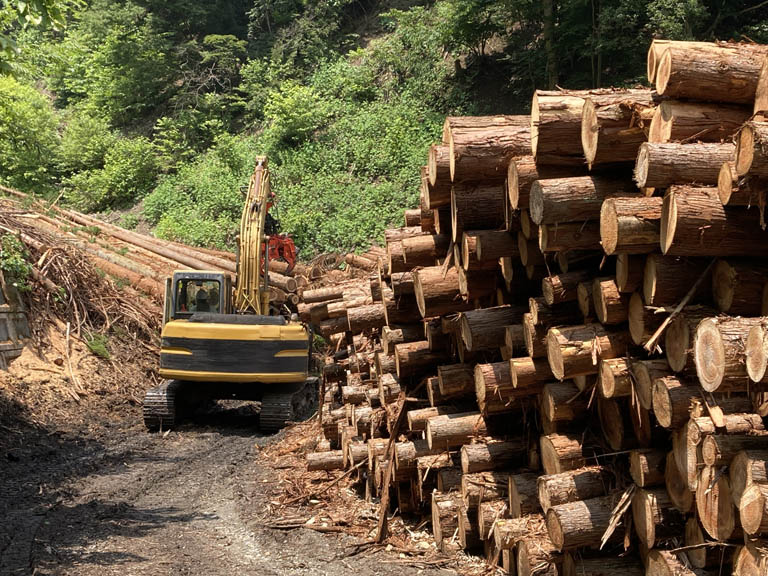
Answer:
(0, 344, 458, 576)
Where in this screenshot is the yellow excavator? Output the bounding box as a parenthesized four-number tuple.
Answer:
(143, 157, 316, 432)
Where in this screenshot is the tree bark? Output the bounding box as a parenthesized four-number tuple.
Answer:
(347, 303, 387, 332)
(562, 555, 643, 576)
(546, 495, 617, 550)
(600, 196, 662, 255)
(739, 121, 768, 179)
(652, 375, 700, 429)
(643, 254, 712, 306)
(517, 535, 562, 576)
(493, 516, 541, 551)
(384, 226, 428, 243)
(522, 312, 548, 358)
(474, 361, 517, 416)
(539, 221, 601, 253)
(508, 156, 580, 210)
(427, 144, 451, 199)
(478, 499, 508, 540)
(629, 358, 671, 411)
(530, 176, 637, 226)
(460, 440, 527, 474)
(401, 234, 450, 267)
(437, 363, 475, 400)
(471, 229, 519, 261)
(541, 381, 587, 424)
(504, 324, 525, 357)
(542, 269, 593, 306)
(730, 449, 768, 508)
(664, 305, 719, 372)
(646, 39, 717, 83)
(546, 324, 629, 380)
(444, 115, 531, 183)
(628, 293, 667, 346)
(630, 449, 666, 487)
(635, 142, 734, 189)
(386, 240, 406, 274)
(616, 253, 644, 293)
(592, 277, 629, 325)
(537, 466, 611, 512)
(394, 340, 449, 379)
(510, 355, 553, 391)
(462, 471, 510, 508)
(431, 492, 461, 553)
(531, 90, 586, 166)
(529, 296, 582, 328)
(412, 266, 474, 318)
(451, 183, 507, 242)
(712, 259, 768, 316)
(702, 434, 768, 468)
(694, 316, 765, 392)
(665, 450, 694, 514)
(307, 450, 344, 471)
(426, 411, 487, 450)
(508, 472, 540, 517)
(390, 272, 414, 297)
(460, 305, 523, 352)
(540, 433, 585, 475)
(598, 357, 632, 398)
(381, 324, 423, 355)
(407, 407, 462, 433)
(649, 100, 750, 144)
(632, 486, 685, 548)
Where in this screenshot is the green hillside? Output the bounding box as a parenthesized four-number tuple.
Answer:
(2, 0, 768, 255)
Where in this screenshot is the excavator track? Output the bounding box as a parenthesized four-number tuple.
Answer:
(259, 377, 319, 434)
(143, 380, 184, 431)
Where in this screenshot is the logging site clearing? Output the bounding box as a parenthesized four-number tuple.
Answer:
(8, 36, 768, 576)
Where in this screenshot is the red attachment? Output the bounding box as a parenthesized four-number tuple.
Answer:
(265, 235, 297, 274)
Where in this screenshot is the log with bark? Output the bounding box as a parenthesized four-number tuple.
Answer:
(478, 499, 508, 540)
(643, 254, 712, 306)
(531, 90, 586, 166)
(394, 340, 450, 379)
(665, 450, 694, 514)
(616, 253, 645, 293)
(562, 555, 643, 576)
(592, 277, 629, 325)
(460, 439, 527, 474)
(629, 449, 666, 487)
(546, 494, 617, 551)
(529, 176, 637, 225)
(401, 233, 450, 267)
(407, 406, 462, 433)
(412, 266, 474, 318)
(537, 466, 611, 514)
(347, 303, 387, 333)
(542, 269, 593, 306)
(541, 380, 588, 425)
(696, 464, 739, 541)
(508, 472, 540, 517)
(510, 355, 554, 392)
(712, 259, 768, 316)
(517, 533, 562, 576)
(426, 411, 488, 450)
(307, 450, 344, 471)
(664, 305, 719, 372)
(540, 433, 586, 475)
(702, 434, 768, 468)
(746, 322, 768, 385)
(598, 358, 632, 399)
(475, 361, 518, 416)
(381, 324, 423, 355)
(634, 142, 734, 189)
(427, 144, 452, 208)
(630, 358, 671, 411)
(730, 449, 768, 508)
(460, 305, 523, 352)
(508, 155, 580, 210)
(649, 100, 750, 144)
(462, 471, 511, 508)
(628, 293, 667, 346)
(437, 363, 475, 400)
(518, 231, 546, 267)
(431, 492, 461, 553)
(600, 196, 662, 255)
(539, 221, 602, 253)
(451, 183, 507, 241)
(684, 516, 733, 569)
(652, 375, 700, 429)
(632, 486, 685, 548)
(546, 323, 629, 380)
(523, 312, 548, 358)
(504, 324, 525, 357)
(529, 296, 583, 328)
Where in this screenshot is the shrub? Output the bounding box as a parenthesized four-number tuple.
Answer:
(57, 110, 118, 175)
(0, 234, 32, 291)
(262, 81, 330, 146)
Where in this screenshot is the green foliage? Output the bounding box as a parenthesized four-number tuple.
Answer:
(119, 213, 139, 230)
(0, 234, 32, 290)
(84, 331, 110, 359)
(63, 136, 158, 212)
(262, 82, 331, 146)
(0, 74, 59, 191)
(57, 110, 118, 174)
(647, 0, 709, 39)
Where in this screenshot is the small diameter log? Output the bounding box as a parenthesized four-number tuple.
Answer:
(546, 495, 617, 551)
(529, 176, 637, 225)
(347, 303, 387, 333)
(459, 234, 497, 272)
(630, 449, 666, 487)
(577, 281, 595, 320)
(546, 324, 628, 380)
(523, 313, 548, 358)
(592, 277, 629, 325)
(531, 90, 587, 166)
(672, 427, 699, 494)
(451, 183, 507, 242)
(412, 266, 473, 318)
(737, 120, 768, 178)
(505, 324, 526, 357)
(427, 376, 445, 407)
(437, 466, 462, 493)
(649, 100, 750, 144)
(394, 341, 450, 379)
(444, 115, 531, 183)
(539, 221, 602, 253)
(509, 472, 540, 517)
(703, 434, 768, 468)
(730, 449, 768, 508)
(375, 352, 396, 377)
(511, 355, 554, 391)
(643, 254, 712, 306)
(630, 358, 671, 411)
(717, 160, 758, 207)
(685, 516, 733, 570)
(385, 226, 429, 244)
(507, 155, 578, 210)
(458, 503, 482, 550)
(540, 433, 585, 475)
(713, 259, 768, 316)
(456, 267, 497, 302)
(541, 381, 588, 424)
(652, 375, 700, 429)
(537, 466, 611, 512)
(438, 363, 475, 400)
(598, 396, 637, 451)
(401, 233, 450, 267)
(394, 439, 435, 477)
(473, 230, 519, 261)
(460, 305, 523, 352)
(542, 269, 593, 306)
(381, 325, 423, 355)
(694, 316, 764, 392)
(517, 534, 562, 576)
(386, 240, 407, 274)
(656, 43, 768, 104)
(697, 464, 738, 541)
(616, 254, 645, 293)
(475, 361, 517, 416)
(635, 142, 734, 189)
(407, 406, 462, 433)
(390, 272, 414, 297)
(598, 358, 632, 398)
(665, 450, 694, 514)
(632, 486, 685, 549)
(426, 412, 487, 450)
(746, 322, 768, 384)
(493, 516, 542, 551)
(345, 252, 378, 272)
(427, 144, 450, 192)
(688, 414, 765, 447)
(460, 439, 527, 474)
(462, 471, 510, 508)
(734, 544, 763, 576)
(431, 492, 461, 553)
(562, 555, 643, 576)
(580, 90, 656, 168)
(661, 186, 768, 257)
(529, 297, 582, 328)
(478, 499, 508, 540)
(628, 293, 667, 346)
(600, 196, 662, 255)
(307, 450, 344, 471)
(664, 305, 718, 372)
(518, 231, 546, 267)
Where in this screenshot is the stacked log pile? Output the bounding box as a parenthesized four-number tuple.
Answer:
(303, 39, 768, 575)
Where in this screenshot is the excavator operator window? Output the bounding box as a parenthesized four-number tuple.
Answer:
(175, 279, 221, 315)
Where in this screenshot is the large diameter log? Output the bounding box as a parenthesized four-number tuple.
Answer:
(444, 115, 531, 182)
(562, 555, 643, 576)
(646, 39, 715, 83)
(307, 450, 344, 471)
(531, 90, 586, 166)
(394, 341, 449, 379)
(539, 221, 601, 253)
(426, 412, 487, 450)
(540, 433, 585, 475)
(736, 120, 768, 178)
(634, 142, 734, 189)
(632, 487, 685, 548)
(600, 196, 662, 255)
(703, 434, 768, 467)
(696, 464, 738, 541)
(643, 254, 712, 306)
(472, 230, 519, 262)
(401, 234, 450, 267)
(694, 316, 765, 392)
(665, 305, 719, 372)
(730, 449, 768, 508)
(546, 324, 628, 380)
(546, 495, 617, 551)
(460, 440, 527, 474)
(630, 358, 671, 411)
(347, 303, 386, 332)
(661, 186, 768, 257)
(460, 305, 523, 352)
(462, 471, 510, 508)
(427, 144, 451, 198)
(412, 266, 473, 318)
(508, 156, 579, 210)
(628, 293, 667, 346)
(580, 90, 656, 168)
(713, 260, 768, 316)
(649, 100, 750, 144)
(656, 43, 768, 104)
(592, 277, 629, 325)
(451, 183, 507, 242)
(529, 176, 637, 225)
(537, 466, 610, 512)
(437, 363, 475, 399)
(746, 322, 768, 384)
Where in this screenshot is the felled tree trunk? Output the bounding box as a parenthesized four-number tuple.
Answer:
(540, 433, 585, 475)
(529, 176, 637, 225)
(401, 233, 450, 267)
(528, 297, 582, 328)
(531, 90, 587, 166)
(426, 412, 487, 450)
(628, 293, 667, 346)
(712, 259, 768, 316)
(616, 253, 645, 293)
(475, 361, 517, 416)
(598, 358, 633, 398)
(394, 340, 449, 379)
(510, 355, 553, 391)
(427, 144, 451, 207)
(652, 375, 700, 429)
(630, 449, 666, 487)
(431, 492, 461, 553)
(539, 221, 601, 253)
(635, 142, 734, 189)
(643, 254, 712, 306)
(649, 100, 750, 144)
(508, 472, 539, 517)
(472, 230, 519, 261)
(451, 183, 507, 241)
(347, 303, 387, 332)
(546, 495, 617, 550)
(632, 487, 685, 548)
(437, 363, 475, 400)
(546, 324, 628, 380)
(517, 534, 562, 576)
(412, 266, 474, 318)
(702, 434, 768, 467)
(537, 466, 610, 512)
(629, 358, 671, 411)
(730, 449, 768, 508)
(462, 471, 510, 507)
(541, 381, 587, 424)
(736, 120, 768, 178)
(460, 440, 527, 474)
(600, 196, 662, 255)
(460, 305, 523, 352)
(696, 465, 738, 541)
(592, 277, 629, 325)
(381, 324, 423, 355)
(307, 450, 344, 471)
(522, 313, 548, 358)
(507, 155, 578, 210)
(542, 269, 593, 306)
(562, 555, 643, 576)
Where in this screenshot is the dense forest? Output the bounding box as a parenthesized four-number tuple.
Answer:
(2, 0, 768, 256)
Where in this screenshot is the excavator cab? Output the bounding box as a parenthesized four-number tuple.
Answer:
(163, 271, 232, 324)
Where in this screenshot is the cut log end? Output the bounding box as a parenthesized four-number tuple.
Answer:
(546, 329, 565, 380)
(740, 483, 768, 535)
(693, 318, 725, 392)
(634, 143, 650, 189)
(580, 98, 599, 167)
(659, 192, 677, 254)
(747, 324, 768, 383)
(736, 123, 756, 177)
(599, 199, 619, 255)
(545, 508, 564, 550)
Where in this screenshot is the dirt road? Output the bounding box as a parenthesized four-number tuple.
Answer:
(0, 402, 456, 576)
